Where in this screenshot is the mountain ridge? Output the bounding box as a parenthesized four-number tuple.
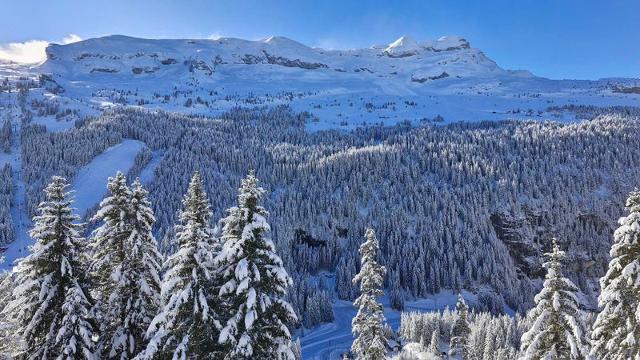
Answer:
(8, 33, 637, 131)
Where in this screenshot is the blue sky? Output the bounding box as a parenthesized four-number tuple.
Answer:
(1, 0, 638, 79)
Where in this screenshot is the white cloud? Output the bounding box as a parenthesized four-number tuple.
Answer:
(0, 34, 82, 64)
(314, 38, 348, 50)
(0, 39, 49, 64)
(207, 32, 224, 40)
(61, 34, 82, 44)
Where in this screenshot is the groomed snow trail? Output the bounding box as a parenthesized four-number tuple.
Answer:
(4, 116, 31, 269)
(2, 138, 145, 270)
(72, 139, 145, 216)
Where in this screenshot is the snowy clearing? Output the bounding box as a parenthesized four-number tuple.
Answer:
(299, 290, 475, 359)
(72, 139, 145, 216)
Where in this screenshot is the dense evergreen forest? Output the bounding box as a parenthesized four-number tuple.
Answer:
(11, 106, 640, 317)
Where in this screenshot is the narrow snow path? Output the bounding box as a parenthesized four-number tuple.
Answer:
(4, 117, 32, 269)
(138, 150, 164, 184)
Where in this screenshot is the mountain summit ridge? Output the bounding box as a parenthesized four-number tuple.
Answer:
(42, 33, 499, 77)
(16, 33, 638, 131)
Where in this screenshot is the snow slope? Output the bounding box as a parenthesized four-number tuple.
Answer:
(1, 139, 144, 270)
(72, 139, 145, 216)
(3, 111, 30, 270)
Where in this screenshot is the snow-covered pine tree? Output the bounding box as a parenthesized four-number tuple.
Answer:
(292, 338, 302, 360)
(419, 334, 427, 350)
(351, 228, 387, 360)
(58, 281, 96, 359)
(91, 172, 163, 359)
(215, 171, 297, 359)
(429, 324, 441, 357)
(390, 270, 404, 311)
(91, 171, 131, 310)
(520, 238, 590, 360)
(591, 189, 640, 359)
(0, 258, 20, 357)
(449, 294, 471, 359)
(138, 171, 221, 359)
(5, 176, 95, 359)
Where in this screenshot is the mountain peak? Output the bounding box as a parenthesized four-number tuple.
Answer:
(425, 35, 471, 51)
(388, 35, 418, 48)
(262, 36, 309, 49)
(384, 35, 421, 58)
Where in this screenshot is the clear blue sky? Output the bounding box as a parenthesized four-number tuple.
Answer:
(2, 0, 638, 79)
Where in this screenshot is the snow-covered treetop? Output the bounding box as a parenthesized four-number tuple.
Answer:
(353, 228, 385, 295)
(544, 238, 565, 278)
(45, 175, 75, 204)
(237, 170, 266, 212)
(178, 171, 212, 228)
(624, 188, 640, 213)
(455, 294, 469, 313)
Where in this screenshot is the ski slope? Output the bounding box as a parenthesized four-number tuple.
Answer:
(72, 139, 145, 216)
(1, 139, 144, 270)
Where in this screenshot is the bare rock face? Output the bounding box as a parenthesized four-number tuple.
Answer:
(490, 211, 542, 277)
(262, 51, 328, 69)
(491, 204, 612, 293)
(411, 71, 449, 83)
(184, 59, 213, 75)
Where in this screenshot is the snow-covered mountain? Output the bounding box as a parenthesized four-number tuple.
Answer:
(42, 34, 501, 80)
(29, 34, 640, 130)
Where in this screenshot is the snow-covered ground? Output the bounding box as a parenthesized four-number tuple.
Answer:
(3, 112, 30, 270)
(72, 139, 145, 216)
(299, 290, 475, 360)
(139, 150, 164, 184)
(1, 139, 144, 270)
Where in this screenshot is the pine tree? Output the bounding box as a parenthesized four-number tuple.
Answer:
(520, 238, 590, 360)
(138, 171, 221, 359)
(429, 325, 441, 357)
(449, 294, 471, 359)
(91, 171, 131, 315)
(58, 283, 96, 360)
(5, 176, 95, 359)
(1, 119, 11, 153)
(292, 338, 302, 360)
(351, 228, 387, 360)
(91, 173, 163, 359)
(215, 171, 297, 359)
(390, 270, 404, 311)
(591, 189, 640, 359)
(0, 258, 20, 357)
